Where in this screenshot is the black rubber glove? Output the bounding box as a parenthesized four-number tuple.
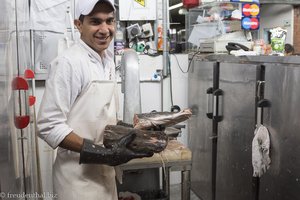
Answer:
(79, 132, 154, 166)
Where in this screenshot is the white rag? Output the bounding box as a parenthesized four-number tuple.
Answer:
(252, 125, 271, 177)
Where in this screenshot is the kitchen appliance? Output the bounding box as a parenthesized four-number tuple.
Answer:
(188, 55, 300, 200)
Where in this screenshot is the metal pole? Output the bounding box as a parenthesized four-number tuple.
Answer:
(181, 170, 191, 200)
(161, 0, 170, 112)
(162, 0, 169, 77)
(162, 167, 170, 199)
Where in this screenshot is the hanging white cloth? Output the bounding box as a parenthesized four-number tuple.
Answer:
(34, 0, 68, 11)
(30, 0, 71, 32)
(252, 125, 271, 177)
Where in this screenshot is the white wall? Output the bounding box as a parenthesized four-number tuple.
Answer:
(164, 54, 189, 185)
(163, 54, 189, 146)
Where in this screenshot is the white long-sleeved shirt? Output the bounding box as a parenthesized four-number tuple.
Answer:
(37, 39, 115, 149)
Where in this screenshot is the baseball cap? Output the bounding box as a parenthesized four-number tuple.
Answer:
(75, 0, 115, 19)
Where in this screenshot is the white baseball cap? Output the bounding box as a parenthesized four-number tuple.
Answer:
(75, 0, 115, 19)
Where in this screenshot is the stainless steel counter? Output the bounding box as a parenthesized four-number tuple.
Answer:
(190, 53, 300, 65)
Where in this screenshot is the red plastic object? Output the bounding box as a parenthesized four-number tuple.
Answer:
(12, 77, 30, 129)
(14, 116, 30, 129)
(29, 96, 36, 106)
(183, 0, 199, 9)
(12, 77, 29, 90)
(24, 69, 35, 79)
(24, 69, 36, 106)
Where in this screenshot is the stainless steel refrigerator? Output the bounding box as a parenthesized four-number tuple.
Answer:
(188, 55, 300, 200)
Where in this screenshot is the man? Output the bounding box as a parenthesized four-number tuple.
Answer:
(37, 0, 152, 199)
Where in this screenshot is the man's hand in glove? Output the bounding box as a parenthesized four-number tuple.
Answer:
(79, 132, 154, 166)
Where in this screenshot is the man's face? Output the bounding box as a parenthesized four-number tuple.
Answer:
(75, 3, 115, 56)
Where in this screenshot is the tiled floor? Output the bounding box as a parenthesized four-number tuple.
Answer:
(170, 184, 201, 200)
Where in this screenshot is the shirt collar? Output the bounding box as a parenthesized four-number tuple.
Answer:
(78, 39, 110, 63)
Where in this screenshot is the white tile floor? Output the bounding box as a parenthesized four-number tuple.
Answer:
(170, 184, 201, 200)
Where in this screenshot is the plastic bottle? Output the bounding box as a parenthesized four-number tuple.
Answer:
(157, 25, 163, 51)
(114, 21, 125, 55)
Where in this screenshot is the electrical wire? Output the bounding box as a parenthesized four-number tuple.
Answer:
(167, 50, 201, 108)
(138, 46, 201, 108)
(171, 53, 186, 73)
(170, 50, 201, 73)
(143, 46, 201, 74)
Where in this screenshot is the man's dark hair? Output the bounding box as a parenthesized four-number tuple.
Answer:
(79, 15, 84, 23)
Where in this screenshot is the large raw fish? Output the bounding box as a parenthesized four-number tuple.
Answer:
(133, 108, 192, 130)
(104, 125, 168, 154)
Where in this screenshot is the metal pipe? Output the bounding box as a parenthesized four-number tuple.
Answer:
(161, 0, 169, 111)
(162, 0, 169, 77)
(182, 170, 191, 200)
(162, 167, 170, 198)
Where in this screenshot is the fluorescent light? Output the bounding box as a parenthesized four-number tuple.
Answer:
(178, 8, 188, 15)
(169, 3, 183, 10)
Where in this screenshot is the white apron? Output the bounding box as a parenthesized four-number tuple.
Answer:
(53, 79, 118, 200)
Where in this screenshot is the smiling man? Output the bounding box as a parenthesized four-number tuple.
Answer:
(75, 0, 115, 57)
(37, 0, 152, 199)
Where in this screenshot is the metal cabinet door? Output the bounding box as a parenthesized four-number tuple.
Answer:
(188, 60, 214, 200)
(216, 63, 257, 200)
(259, 64, 300, 200)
